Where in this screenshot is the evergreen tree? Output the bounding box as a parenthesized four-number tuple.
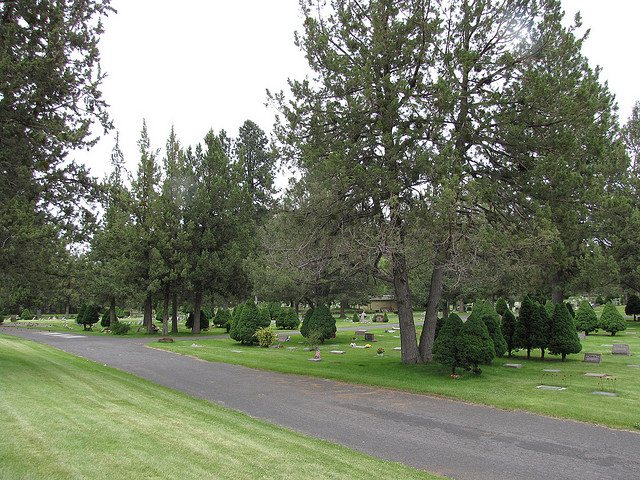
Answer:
(514, 296, 546, 360)
(548, 303, 582, 361)
(433, 313, 464, 374)
(300, 305, 336, 343)
(495, 298, 508, 317)
(501, 309, 518, 357)
(574, 301, 599, 335)
(184, 131, 252, 333)
(275, 308, 300, 330)
(544, 300, 555, 319)
(537, 304, 551, 360)
(625, 294, 640, 321)
(565, 302, 575, 318)
(130, 121, 161, 333)
(469, 300, 506, 358)
(230, 301, 261, 345)
(458, 314, 495, 375)
(213, 308, 232, 329)
(599, 302, 627, 336)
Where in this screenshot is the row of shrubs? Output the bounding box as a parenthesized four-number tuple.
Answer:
(433, 298, 585, 374)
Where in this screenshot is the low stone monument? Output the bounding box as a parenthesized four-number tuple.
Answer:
(364, 332, 375, 342)
(612, 344, 630, 355)
(373, 313, 385, 322)
(583, 352, 602, 364)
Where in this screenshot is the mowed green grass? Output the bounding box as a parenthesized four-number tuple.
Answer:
(155, 320, 640, 431)
(1, 316, 227, 337)
(0, 336, 440, 480)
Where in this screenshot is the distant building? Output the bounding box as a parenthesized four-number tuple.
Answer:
(367, 295, 397, 312)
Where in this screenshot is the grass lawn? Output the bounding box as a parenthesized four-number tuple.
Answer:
(1, 316, 227, 338)
(154, 320, 640, 431)
(0, 335, 440, 480)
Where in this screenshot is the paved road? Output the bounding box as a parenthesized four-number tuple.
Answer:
(3, 327, 640, 480)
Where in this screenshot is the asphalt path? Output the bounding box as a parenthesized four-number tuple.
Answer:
(3, 327, 640, 480)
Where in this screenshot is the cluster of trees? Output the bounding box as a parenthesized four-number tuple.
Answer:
(4, 1, 640, 370)
(434, 297, 582, 373)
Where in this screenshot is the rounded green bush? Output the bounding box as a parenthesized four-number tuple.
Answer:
(599, 302, 627, 336)
(20, 308, 33, 321)
(458, 313, 495, 374)
(101, 311, 111, 328)
(111, 320, 130, 335)
(300, 305, 336, 343)
(433, 313, 464, 374)
(230, 301, 262, 345)
(574, 300, 598, 335)
(275, 308, 300, 330)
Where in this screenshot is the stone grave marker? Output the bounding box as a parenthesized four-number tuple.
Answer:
(504, 364, 522, 369)
(627, 364, 640, 368)
(364, 332, 375, 342)
(355, 329, 367, 337)
(276, 335, 290, 342)
(583, 353, 602, 364)
(578, 332, 586, 340)
(584, 373, 608, 378)
(373, 313, 385, 322)
(536, 385, 566, 391)
(612, 344, 630, 355)
(330, 350, 345, 354)
(543, 369, 561, 373)
(393, 347, 402, 351)
(592, 391, 617, 397)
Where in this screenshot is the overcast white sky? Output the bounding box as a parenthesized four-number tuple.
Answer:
(75, 0, 640, 180)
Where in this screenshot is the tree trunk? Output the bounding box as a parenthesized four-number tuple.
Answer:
(339, 300, 347, 319)
(162, 287, 170, 336)
(392, 251, 421, 364)
(192, 288, 203, 334)
(442, 301, 450, 322)
(65, 301, 70, 316)
(551, 285, 564, 304)
(109, 296, 116, 326)
(540, 348, 545, 360)
(144, 295, 153, 334)
(418, 264, 445, 362)
(526, 348, 531, 360)
(562, 353, 567, 361)
(171, 292, 178, 334)
(457, 299, 465, 313)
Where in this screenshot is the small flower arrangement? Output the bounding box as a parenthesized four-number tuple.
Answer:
(376, 347, 385, 355)
(450, 374, 460, 379)
(364, 344, 372, 348)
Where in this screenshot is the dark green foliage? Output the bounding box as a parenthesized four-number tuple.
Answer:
(599, 303, 627, 336)
(495, 299, 508, 316)
(458, 314, 495, 374)
(595, 296, 605, 305)
(469, 301, 506, 358)
(111, 320, 130, 335)
(352, 312, 359, 323)
(433, 313, 464, 374)
(275, 308, 300, 330)
(434, 316, 445, 340)
(565, 303, 575, 318)
(20, 309, 33, 320)
(537, 304, 552, 359)
(213, 308, 232, 328)
(155, 308, 164, 323)
(76, 305, 87, 324)
(101, 311, 110, 328)
(230, 301, 262, 345)
(514, 296, 546, 359)
(501, 310, 518, 357)
(267, 302, 282, 321)
(574, 301, 598, 335)
(482, 313, 507, 358)
(548, 303, 582, 361)
(300, 305, 336, 343)
(78, 305, 99, 330)
(383, 313, 389, 322)
(186, 311, 210, 331)
(257, 306, 272, 328)
(116, 307, 127, 318)
(625, 294, 640, 321)
(544, 300, 555, 319)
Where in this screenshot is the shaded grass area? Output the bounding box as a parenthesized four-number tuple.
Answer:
(0, 317, 226, 338)
(155, 322, 640, 431)
(0, 336, 440, 480)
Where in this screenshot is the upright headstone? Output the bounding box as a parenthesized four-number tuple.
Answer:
(364, 332, 375, 342)
(359, 311, 367, 322)
(583, 352, 602, 364)
(612, 344, 630, 355)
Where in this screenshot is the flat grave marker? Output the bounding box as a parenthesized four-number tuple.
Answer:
(393, 347, 402, 351)
(330, 350, 345, 354)
(584, 373, 608, 378)
(583, 353, 602, 364)
(504, 364, 522, 369)
(592, 391, 617, 397)
(536, 385, 566, 391)
(355, 330, 367, 336)
(543, 369, 561, 373)
(612, 344, 630, 356)
(578, 332, 586, 340)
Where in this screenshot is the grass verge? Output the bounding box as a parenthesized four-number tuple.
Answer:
(0, 335, 440, 480)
